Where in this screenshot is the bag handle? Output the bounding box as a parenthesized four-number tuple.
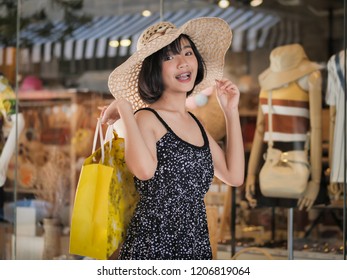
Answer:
(92, 118, 105, 163)
(105, 124, 114, 150)
(91, 119, 118, 164)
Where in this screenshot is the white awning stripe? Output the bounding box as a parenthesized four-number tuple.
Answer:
(232, 12, 265, 52)
(266, 17, 300, 49)
(86, 14, 137, 59)
(67, 16, 126, 60)
(248, 15, 279, 51)
(109, 13, 161, 57)
(257, 17, 280, 48)
(0, 6, 301, 66)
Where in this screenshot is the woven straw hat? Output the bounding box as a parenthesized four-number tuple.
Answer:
(108, 17, 232, 110)
(259, 44, 323, 91)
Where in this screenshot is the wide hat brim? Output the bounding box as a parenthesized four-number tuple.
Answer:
(258, 43, 324, 92)
(108, 17, 232, 110)
(259, 60, 323, 91)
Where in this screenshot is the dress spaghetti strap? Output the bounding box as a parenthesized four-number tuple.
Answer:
(134, 108, 171, 131)
(188, 112, 209, 146)
(135, 108, 209, 147)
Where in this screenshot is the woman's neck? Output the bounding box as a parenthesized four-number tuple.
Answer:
(150, 92, 188, 114)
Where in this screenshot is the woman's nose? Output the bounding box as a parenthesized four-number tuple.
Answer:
(178, 57, 188, 69)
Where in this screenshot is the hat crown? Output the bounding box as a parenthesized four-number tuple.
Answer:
(137, 22, 176, 51)
(270, 44, 308, 73)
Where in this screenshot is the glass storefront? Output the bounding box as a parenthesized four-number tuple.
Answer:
(0, 0, 345, 260)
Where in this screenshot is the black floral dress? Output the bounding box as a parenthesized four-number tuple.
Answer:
(119, 108, 214, 260)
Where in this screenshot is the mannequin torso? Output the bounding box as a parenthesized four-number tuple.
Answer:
(245, 71, 323, 210)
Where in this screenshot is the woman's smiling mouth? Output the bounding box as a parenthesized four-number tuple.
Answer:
(176, 72, 191, 81)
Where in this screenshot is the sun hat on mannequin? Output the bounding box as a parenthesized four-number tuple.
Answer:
(108, 17, 232, 111)
(258, 43, 323, 91)
(245, 43, 326, 211)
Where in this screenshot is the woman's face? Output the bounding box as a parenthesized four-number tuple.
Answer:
(161, 37, 198, 95)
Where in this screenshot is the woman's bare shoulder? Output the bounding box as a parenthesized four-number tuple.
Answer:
(135, 108, 166, 139)
(134, 108, 157, 122)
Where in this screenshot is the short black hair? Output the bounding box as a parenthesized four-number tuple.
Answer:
(138, 34, 205, 105)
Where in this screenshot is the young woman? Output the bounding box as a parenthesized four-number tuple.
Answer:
(101, 17, 244, 260)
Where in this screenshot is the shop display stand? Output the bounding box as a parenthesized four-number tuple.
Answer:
(304, 205, 343, 238)
(288, 208, 294, 260)
(15, 90, 77, 221)
(271, 207, 276, 240)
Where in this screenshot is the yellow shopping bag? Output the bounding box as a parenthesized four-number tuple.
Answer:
(69, 119, 138, 260)
(103, 128, 139, 259)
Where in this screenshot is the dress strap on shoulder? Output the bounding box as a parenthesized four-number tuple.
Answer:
(134, 107, 171, 131)
(188, 111, 209, 145)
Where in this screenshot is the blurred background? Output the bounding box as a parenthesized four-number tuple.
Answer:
(0, 0, 345, 260)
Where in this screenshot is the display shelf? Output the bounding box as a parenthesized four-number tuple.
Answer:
(15, 90, 74, 220)
(4, 187, 41, 194)
(17, 89, 78, 100)
(4, 89, 115, 224)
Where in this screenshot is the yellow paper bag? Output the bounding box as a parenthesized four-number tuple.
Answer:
(103, 131, 139, 258)
(69, 119, 138, 260)
(69, 159, 113, 260)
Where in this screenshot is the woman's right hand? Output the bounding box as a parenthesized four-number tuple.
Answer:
(100, 99, 132, 125)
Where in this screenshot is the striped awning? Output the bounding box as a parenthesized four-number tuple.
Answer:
(0, 6, 300, 66)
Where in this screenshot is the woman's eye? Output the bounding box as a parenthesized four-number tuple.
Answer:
(164, 55, 173, 61)
(185, 51, 193, 56)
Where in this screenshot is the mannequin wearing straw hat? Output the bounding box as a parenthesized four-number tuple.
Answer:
(245, 44, 324, 211)
(0, 73, 25, 219)
(325, 49, 347, 202)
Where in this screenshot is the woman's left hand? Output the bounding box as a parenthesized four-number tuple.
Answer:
(215, 79, 240, 112)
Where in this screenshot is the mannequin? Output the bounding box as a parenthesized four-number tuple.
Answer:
(0, 74, 25, 218)
(325, 49, 346, 200)
(245, 44, 323, 211)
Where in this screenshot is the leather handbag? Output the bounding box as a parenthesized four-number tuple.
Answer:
(259, 91, 310, 199)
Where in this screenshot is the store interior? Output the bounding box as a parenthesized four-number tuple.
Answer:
(0, 0, 346, 260)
